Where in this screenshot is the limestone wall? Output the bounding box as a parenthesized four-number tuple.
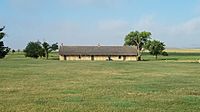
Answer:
(110, 56, 123, 61)
(80, 56, 91, 60)
(67, 56, 79, 60)
(59, 55, 65, 61)
(94, 56, 107, 61)
(59, 55, 137, 61)
(125, 56, 137, 61)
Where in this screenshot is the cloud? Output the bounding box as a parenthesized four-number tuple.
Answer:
(97, 20, 129, 31)
(172, 17, 200, 35)
(4, 0, 200, 48)
(133, 16, 200, 48)
(4, 20, 82, 49)
(134, 15, 157, 31)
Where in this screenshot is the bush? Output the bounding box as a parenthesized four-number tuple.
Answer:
(24, 41, 45, 58)
(162, 51, 168, 56)
(12, 49, 15, 54)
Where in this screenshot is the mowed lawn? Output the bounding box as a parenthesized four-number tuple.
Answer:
(0, 53, 200, 112)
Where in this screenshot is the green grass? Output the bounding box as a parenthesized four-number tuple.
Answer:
(0, 52, 200, 112)
(143, 52, 200, 61)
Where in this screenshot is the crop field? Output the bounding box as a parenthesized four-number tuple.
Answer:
(0, 50, 200, 112)
(165, 49, 200, 53)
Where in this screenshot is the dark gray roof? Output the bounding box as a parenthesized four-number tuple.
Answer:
(59, 46, 137, 56)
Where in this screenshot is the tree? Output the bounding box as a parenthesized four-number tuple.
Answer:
(42, 42, 58, 59)
(24, 41, 44, 58)
(124, 31, 151, 60)
(51, 43, 58, 51)
(145, 40, 166, 60)
(42, 42, 50, 59)
(12, 49, 16, 54)
(24, 41, 58, 59)
(0, 26, 10, 58)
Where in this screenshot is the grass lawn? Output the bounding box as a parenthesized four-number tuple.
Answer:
(0, 52, 200, 112)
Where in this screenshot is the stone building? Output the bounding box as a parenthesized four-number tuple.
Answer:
(59, 46, 137, 61)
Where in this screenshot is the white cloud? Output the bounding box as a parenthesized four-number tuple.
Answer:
(97, 20, 129, 31)
(171, 17, 200, 35)
(133, 16, 200, 48)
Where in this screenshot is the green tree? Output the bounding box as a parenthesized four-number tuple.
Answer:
(145, 40, 166, 60)
(0, 26, 10, 58)
(42, 42, 58, 59)
(124, 31, 151, 60)
(42, 42, 50, 59)
(51, 43, 58, 51)
(24, 41, 44, 58)
(12, 49, 16, 54)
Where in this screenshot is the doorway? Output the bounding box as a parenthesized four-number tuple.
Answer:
(64, 55, 67, 60)
(91, 55, 94, 61)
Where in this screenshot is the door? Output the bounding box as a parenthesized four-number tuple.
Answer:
(64, 55, 67, 60)
(91, 55, 94, 61)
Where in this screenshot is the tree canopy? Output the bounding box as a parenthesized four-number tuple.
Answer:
(24, 41, 58, 59)
(145, 40, 166, 59)
(24, 41, 44, 58)
(0, 26, 10, 58)
(42, 42, 58, 59)
(124, 31, 151, 60)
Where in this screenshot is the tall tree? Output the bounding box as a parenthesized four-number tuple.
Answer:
(0, 26, 10, 58)
(124, 31, 151, 60)
(42, 42, 51, 59)
(42, 42, 58, 59)
(145, 40, 166, 60)
(51, 43, 58, 51)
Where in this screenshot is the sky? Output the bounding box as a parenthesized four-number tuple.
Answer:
(0, 0, 200, 49)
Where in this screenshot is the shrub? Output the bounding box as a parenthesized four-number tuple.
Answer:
(162, 51, 168, 56)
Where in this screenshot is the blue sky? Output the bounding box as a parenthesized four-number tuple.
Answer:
(0, 0, 200, 49)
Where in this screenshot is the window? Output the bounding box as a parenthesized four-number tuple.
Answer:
(119, 56, 121, 59)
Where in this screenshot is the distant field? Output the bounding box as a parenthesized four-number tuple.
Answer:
(143, 49, 200, 61)
(165, 49, 200, 53)
(0, 52, 200, 112)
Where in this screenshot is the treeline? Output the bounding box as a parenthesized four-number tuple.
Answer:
(1, 25, 167, 61)
(24, 41, 58, 59)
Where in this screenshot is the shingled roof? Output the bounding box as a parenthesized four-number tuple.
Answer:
(59, 46, 137, 56)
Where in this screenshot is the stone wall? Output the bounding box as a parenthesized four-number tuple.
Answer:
(59, 55, 137, 61)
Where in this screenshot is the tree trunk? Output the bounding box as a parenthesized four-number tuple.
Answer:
(137, 56, 141, 61)
(137, 45, 141, 61)
(46, 52, 49, 59)
(155, 55, 158, 60)
(45, 51, 48, 59)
